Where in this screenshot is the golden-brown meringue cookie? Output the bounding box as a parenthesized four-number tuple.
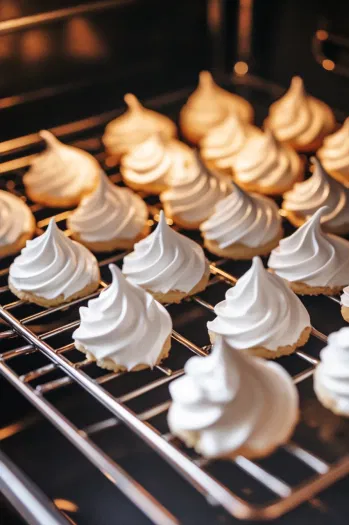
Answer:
(264, 77, 336, 152)
(102, 94, 176, 161)
(179, 71, 253, 144)
(318, 118, 349, 187)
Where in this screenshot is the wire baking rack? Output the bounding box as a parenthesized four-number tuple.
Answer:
(0, 87, 349, 525)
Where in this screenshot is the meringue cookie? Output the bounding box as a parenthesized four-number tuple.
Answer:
(341, 287, 349, 323)
(233, 128, 303, 195)
(67, 172, 149, 252)
(24, 131, 100, 208)
(73, 264, 172, 372)
(200, 113, 262, 174)
(122, 211, 209, 303)
(314, 327, 349, 417)
(9, 218, 100, 306)
(0, 191, 36, 258)
(180, 71, 253, 144)
(318, 118, 349, 187)
(168, 336, 299, 459)
(282, 157, 349, 235)
(207, 257, 311, 358)
(200, 183, 283, 259)
(264, 76, 336, 151)
(269, 207, 349, 295)
(102, 93, 176, 160)
(160, 156, 232, 229)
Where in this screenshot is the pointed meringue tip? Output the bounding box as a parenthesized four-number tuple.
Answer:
(252, 256, 264, 272)
(158, 210, 167, 227)
(343, 117, 349, 130)
(291, 76, 303, 90)
(108, 263, 123, 281)
(39, 130, 59, 147)
(199, 70, 214, 88)
(311, 205, 329, 222)
(311, 156, 329, 177)
(47, 217, 57, 231)
(124, 93, 142, 111)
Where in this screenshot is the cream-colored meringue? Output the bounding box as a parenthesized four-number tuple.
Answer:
(67, 172, 148, 245)
(73, 264, 172, 371)
(207, 257, 310, 352)
(314, 327, 349, 417)
(0, 190, 35, 250)
(180, 71, 253, 144)
(122, 211, 208, 296)
(168, 336, 299, 459)
(24, 131, 99, 206)
(9, 219, 100, 301)
(160, 156, 232, 228)
(200, 114, 261, 172)
(102, 93, 176, 158)
(233, 128, 302, 194)
(269, 207, 349, 288)
(265, 76, 335, 150)
(342, 286, 349, 308)
(200, 183, 282, 249)
(282, 157, 349, 234)
(318, 118, 349, 185)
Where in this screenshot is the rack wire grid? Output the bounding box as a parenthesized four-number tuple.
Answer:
(0, 85, 349, 525)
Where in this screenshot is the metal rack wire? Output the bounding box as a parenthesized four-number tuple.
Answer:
(0, 93, 349, 524)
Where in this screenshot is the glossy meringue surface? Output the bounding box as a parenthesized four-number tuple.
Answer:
(283, 157, 349, 232)
(73, 264, 172, 371)
(24, 131, 99, 200)
(266, 76, 335, 147)
(168, 336, 298, 458)
(207, 257, 310, 351)
(341, 286, 349, 308)
(122, 211, 207, 294)
(269, 207, 349, 287)
(68, 172, 148, 242)
(0, 190, 34, 247)
(160, 157, 232, 225)
(200, 183, 282, 248)
(318, 118, 349, 180)
(9, 219, 100, 300)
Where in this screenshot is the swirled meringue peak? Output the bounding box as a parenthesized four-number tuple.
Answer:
(200, 182, 282, 251)
(73, 264, 172, 372)
(24, 131, 99, 207)
(9, 218, 100, 304)
(282, 157, 349, 234)
(180, 71, 253, 144)
(160, 155, 232, 228)
(122, 211, 208, 301)
(0, 190, 35, 255)
(314, 327, 349, 417)
(168, 336, 299, 459)
(102, 93, 176, 159)
(233, 128, 302, 194)
(67, 172, 148, 248)
(269, 207, 349, 291)
(265, 76, 335, 151)
(318, 118, 349, 186)
(207, 257, 311, 355)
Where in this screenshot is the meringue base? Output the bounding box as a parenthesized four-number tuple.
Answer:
(146, 262, 210, 304)
(209, 326, 311, 359)
(203, 228, 283, 260)
(9, 278, 100, 307)
(341, 305, 349, 323)
(314, 370, 349, 418)
(25, 184, 98, 209)
(75, 335, 171, 373)
(327, 169, 349, 188)
(121, 177, 168, 196)
(0, 217, 36, 258)
(288, 280, 345, 297)
(70, 223, 151, 253)
(283, 210, 349, 236)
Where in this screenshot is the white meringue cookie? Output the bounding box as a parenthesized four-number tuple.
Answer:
(200, 183, 282, 249)
(24, 131, 99, 207)
(102, 93, 176, 158)
(9, 219, 100, 302)
(73, 264, 172, 371)
(168, 336, 299, 459)
(265, 76, 335, 150)
(282, 157, 349, 234)
(0, 190, 35, 253)
(314, 327, 349, 417)
(318, 118, 349, 185)
(67, 172, 148, 246)
(207, 257, 310, 353)
(269, 207, 349, 289)
(122, 211, 208, 298)
(160, 156, 232, 228)
(342, 286, 349, 308)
